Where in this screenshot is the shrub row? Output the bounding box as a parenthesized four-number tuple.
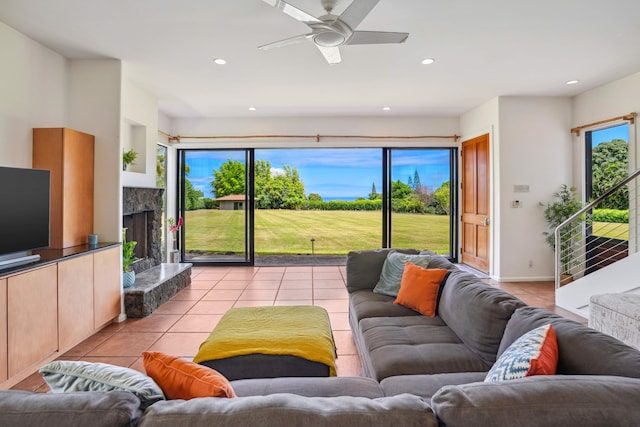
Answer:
(300, 200, 382, 211)
(592, 208, 629, 224)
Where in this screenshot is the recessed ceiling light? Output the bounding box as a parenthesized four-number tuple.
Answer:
(248, 107, 257, 111)
(213, 58, 227, 65)
(566, 79, 580, 85)
(421, 58, 435, 65)
(383, 107, 391, 111)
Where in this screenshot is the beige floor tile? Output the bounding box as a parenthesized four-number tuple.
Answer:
(78, 356, 139, 368)
(147, 333, 210, 358)
(187, 300, 236, 315)
(335, 355, 362, 377)
(153, 300, 197, 315)
(86, 332, 163, 357)
(121, 314, 182, 333)
(314, 288, 349, 300)
(333, 330, 358, 356)
(314, 299, 349, 312)
(238, 288, 279, 301)
(169, 315, 223, 333)
(202, 288, 245, 300)
(214, 280, 250, 290)
(188, 280, 219, 290)
(245, 280, 282, 289)
(172, 288, 208, 301)
(279, 281, 313, 289)
(273, 300, 312, 306)
(313, 279, 346, 288)
(283, 272, 313, 281)
(234, 300, 275, 308)
(277, 289, 313, 300)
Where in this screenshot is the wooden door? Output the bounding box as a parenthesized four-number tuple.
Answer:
(461, 134, 490, 273)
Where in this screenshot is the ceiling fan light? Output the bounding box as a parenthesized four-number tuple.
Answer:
(314, 31, 346, 47)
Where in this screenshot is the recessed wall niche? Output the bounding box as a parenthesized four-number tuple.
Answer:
(123, 119, 146, 174)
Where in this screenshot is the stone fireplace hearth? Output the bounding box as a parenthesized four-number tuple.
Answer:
(123, 187, 164, 273)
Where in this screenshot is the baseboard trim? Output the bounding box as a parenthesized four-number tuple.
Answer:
(494, 276, 554, 282)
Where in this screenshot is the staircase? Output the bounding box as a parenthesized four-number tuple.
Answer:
(554, 168, 640, 317)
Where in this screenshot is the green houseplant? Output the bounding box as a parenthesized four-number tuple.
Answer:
(122, 149, 138, 171)
(543, 185, 582, 281)
(122, 228, 138, 288)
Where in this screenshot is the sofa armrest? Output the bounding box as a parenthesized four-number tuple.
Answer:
(431, 375, 640, 427)
(345, 248, 418, 293)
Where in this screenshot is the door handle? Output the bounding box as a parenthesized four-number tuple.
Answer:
(482, 218, 490, 226)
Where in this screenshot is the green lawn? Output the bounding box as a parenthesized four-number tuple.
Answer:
(184, 209, 450, 255)
(592, 221, 629, 240)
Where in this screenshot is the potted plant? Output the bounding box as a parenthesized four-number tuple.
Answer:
(122, 228, 138, 288)
(122, 149, 138, 171)
(543, 184, 582, 283)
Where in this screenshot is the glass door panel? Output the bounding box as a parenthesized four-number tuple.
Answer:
(180, 149, 252, 264)
(253, 148, 382, 263)
(389, 149, 456, 257)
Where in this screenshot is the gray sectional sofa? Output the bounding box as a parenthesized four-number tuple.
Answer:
(2, 248, 640, 426)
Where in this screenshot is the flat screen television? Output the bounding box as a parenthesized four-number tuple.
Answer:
(0, 166, 50, 259)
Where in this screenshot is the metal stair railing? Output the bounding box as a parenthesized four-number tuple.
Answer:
(554, 168, 640, 289)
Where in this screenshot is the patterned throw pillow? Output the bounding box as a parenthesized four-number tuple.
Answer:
(394, 262, 448, 317)
(485, 324, 558, 382)
(373, 251, 431, 297)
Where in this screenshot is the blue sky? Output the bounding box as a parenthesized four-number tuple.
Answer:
(591, 123, 628, 147)
(185, 148, 451, 200)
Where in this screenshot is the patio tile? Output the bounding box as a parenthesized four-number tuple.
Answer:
(121, 314, 182, 333)
(187, 300, 236, 315)
(234, 300, 275, 308)
(147, 333, 211, 359)
(335, 355, 362, 377)
(153, 300, 197, 315)
(238, 288, 278, 301)
(313, 279, 346, 289)
(169, 315, 223, 333)
(245, 280, 282, 289)
(277, 289, 313, 300)
(314, 299, 349, 312)
(313, 288, 348, 300)
(86, 332, 163, 357)
(333, 330, 358, 355)
(214, 280, 250, 289)
(202, 289, 245, 300)
(172, 288, 208, 301)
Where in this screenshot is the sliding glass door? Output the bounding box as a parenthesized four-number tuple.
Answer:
(177, 147, 457, 265)
(388, 148, 457, 258)
(178, 149, 253, 264)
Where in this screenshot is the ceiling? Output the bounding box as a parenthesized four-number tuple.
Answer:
(1, 0, 640, 119)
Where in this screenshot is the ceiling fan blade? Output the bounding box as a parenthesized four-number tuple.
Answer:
(346, 31, 409, 45)
(338, 0, 380, 29)
(316, 45, 342, 64)
(259, 33, 315, 50)
(262, 0, 322, 25)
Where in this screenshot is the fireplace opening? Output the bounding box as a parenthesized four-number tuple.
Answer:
(123, 211, 150, 260)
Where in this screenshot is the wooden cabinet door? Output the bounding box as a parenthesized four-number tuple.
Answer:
(58, 255, 94, 349)
(7, 265, 58, 377)
(0, 278, 7, 383)
(94, 247, 121, 328)
(461, 134, 491, 273)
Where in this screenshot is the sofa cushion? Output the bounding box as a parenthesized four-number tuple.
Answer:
(373, 251, 432, 297)
(138, 393, 437, 427)
(485, 324, 558, 382)
(349, 289, 421, 323)
(39, 360, 164, 409)
(420, 251, 460, 271)
(346, 248, 419, 293)
(0, 390, 141, 427)
(142, 351, 236, 399)
(359, 315, 488, 380)
(438, 271, 525, 365)
(431, 375, 640, 427)
(231, 376, 384, 398)
(380, 372, 487, 399)
(394, 264, 447, 317)
(499, 306, 640, 377)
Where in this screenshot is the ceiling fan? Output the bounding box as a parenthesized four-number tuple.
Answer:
(259, 0, 409, 64)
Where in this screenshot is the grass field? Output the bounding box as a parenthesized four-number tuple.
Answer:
(184, 209, 451, 255)
(592, 221, 629, 240)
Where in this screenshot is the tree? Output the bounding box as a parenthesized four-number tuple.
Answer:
(368, 182, 379, 200)
(413, 170, 421, 190)
(185, 179, 204, 210)
(433, 180, 450, 215)
(391, 180, 412, 199)
(253, 161, 306, 209)
(211, 159, 245, 198)
(591, 139, 628, 209)
(407, 176, 413, 189)
(308, 193, 323, 202)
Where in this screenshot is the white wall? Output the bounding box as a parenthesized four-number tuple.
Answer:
(67, 59, 123, 244)
(121, 73, 159, 188)
(557, 71, 640, 315)
(459, 96, 573, 280)
(498, 97, 573, 280)
(0, 21, 67, 168)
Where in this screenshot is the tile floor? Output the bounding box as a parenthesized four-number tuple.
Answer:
(10, 264, 585, 392)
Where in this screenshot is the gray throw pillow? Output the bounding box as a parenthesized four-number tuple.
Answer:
(373, 251, 431, 297)
(39, 360, 165, 409)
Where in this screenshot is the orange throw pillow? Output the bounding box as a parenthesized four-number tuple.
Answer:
(394, 262, 448, 317)
(142, 351, 236, 400)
